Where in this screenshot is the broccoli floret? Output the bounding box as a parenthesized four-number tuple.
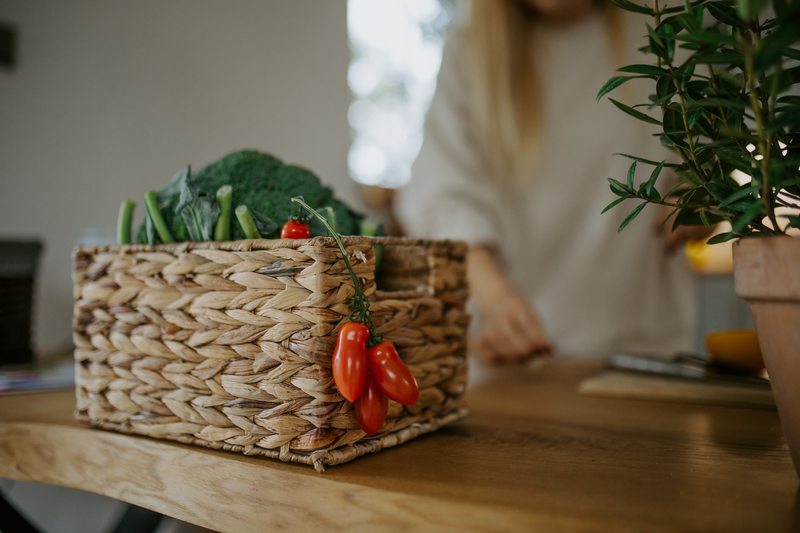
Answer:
(136, 150, 364, 244)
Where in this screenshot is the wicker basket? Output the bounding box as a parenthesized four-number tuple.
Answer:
(72, 236, 469, 472)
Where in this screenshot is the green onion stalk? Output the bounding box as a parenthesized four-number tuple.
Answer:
(117, 200, 136, 245)
(235, 205, 261, 239)
(144, 191, 174, 243)
(214, 185, 233, 241)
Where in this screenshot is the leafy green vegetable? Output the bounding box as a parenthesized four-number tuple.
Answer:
(135, 150, 364, 244)
(175, 166, 220, 242)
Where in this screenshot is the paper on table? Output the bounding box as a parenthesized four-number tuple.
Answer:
(578, 370, 775, 410)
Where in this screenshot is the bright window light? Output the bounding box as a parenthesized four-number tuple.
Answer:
(730, 169, 752, 186)
(347, 0, 454, 188)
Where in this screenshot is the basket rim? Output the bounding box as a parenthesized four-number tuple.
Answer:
(72, 236, 468, 257)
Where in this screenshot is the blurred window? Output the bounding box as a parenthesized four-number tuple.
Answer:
(347, 0, 455, 188)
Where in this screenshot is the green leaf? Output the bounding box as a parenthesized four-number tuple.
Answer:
(656, 76, 677, 101)
(665, 182, 688, 200)
(602, 196, 628, 214)
(694, 50, 745, 66)
(609, 178, 632, 197)
(659, 207, 680, 230)
(786, 215, 800, 229)
(663, 107, 689, 147)
(649, 187, 662, 202)
(627, 161, 637, 190)
(674, 4, 702, 31)
(674, 30, 738, 46)
(704, 181, 739, 202)
(613, 153, 682, 167)
(185, 195, 220, 242)
(731, 198, 764, 233)
(661, 0, 706, 13)
(718, 184, 760, 208)
(699, 209, 712, 228)
(673, 207, 726, 228)
(618, 202, 647, 232)
(597, 76, 638, 102)
(687, 98, 746, 111)
(737, 0, 768, 20)
(706, 231, 739, 244)
(686, 107, 705, 128)
(609, 98, 662, 125)
(174, 165, 220, 242)
(782, 48, 800, 61)
(707, 2, 746, 28)
(607, 0, 654, 14)
(647, 22, 665, 49)
(662, 23, 676, 61)
(173, 166, 195, 214)
(645, 161, 666, 197)
(617, 64, 671, 76)
(249, 208, 279, 237)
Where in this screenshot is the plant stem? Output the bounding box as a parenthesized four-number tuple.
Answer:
(667, 63, 708, 183)
(144, 191, 174, 243)
(215, 185, 232, 241)
(291, 196, 381, 346)
(741, 29, 780, 232)
(235, 205, 261, 239)
(653, 0, 662, 68)
(117, 200, 136, 245)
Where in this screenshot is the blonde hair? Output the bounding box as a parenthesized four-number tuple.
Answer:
(463, 0, 627, 186)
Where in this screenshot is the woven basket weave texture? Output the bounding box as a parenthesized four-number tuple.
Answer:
(72, 236, 469, 471)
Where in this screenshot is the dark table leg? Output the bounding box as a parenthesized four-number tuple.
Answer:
(0, 487, 42, 533)
(110, 504, 164, 533)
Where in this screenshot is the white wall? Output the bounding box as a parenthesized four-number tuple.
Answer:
(0, 0, 356, 355)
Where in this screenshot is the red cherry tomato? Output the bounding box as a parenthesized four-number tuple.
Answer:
(281, 219, 310, 239)
(367, 341, 419, 406)
(332, 321, 370, 402)
(354, 370, 388, 435)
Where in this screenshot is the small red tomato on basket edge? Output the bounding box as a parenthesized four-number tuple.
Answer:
(367, 341, 419, 406)
(280, 219, 310, 239)
(355, 371, 388, 435)
(332, 321, 370, 402)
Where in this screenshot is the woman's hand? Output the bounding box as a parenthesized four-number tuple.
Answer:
(468, 245, 552, 365)
(475, 291, 552, 364)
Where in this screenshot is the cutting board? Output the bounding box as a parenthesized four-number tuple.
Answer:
(578, 370, 775, 410)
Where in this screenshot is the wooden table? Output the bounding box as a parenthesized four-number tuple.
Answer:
(1, 361, 798, 532)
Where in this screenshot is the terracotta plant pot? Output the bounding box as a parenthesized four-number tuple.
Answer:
(733, 236, 800, 477)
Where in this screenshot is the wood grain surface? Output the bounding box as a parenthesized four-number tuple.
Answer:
(1, 361, 799, 532)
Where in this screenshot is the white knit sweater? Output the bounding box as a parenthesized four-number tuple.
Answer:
(395, 7, 696, 359)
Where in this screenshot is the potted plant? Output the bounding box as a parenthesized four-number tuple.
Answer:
(598, 0, 800, 475)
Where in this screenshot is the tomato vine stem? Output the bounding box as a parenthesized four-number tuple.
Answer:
(291, 196, 382, 346)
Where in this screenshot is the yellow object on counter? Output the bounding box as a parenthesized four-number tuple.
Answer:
(685, 239, 734, 275)
(706, 329, 765, 372)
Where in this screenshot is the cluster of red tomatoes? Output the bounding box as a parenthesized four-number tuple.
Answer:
(333, 322, 419, 435)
